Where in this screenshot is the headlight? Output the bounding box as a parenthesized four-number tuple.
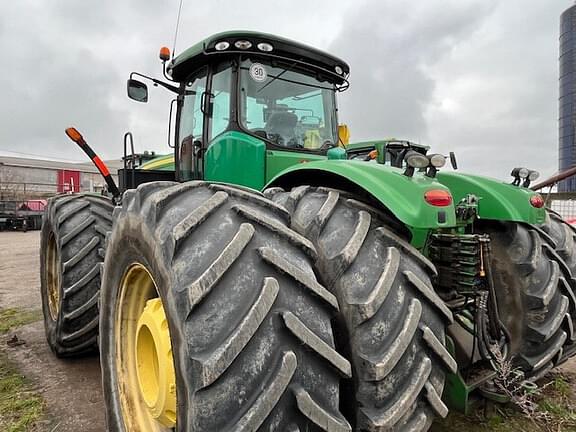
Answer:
(257, 42, 273, 52)
(234, 40, 252, 50)
(528, 170, 540, 181)
(518, 167, 530, 178)
(428, 154, 446, 168)
(335, 65, 343, 75)
(215, 41, 230, 51)
(405, 151, 429, 168)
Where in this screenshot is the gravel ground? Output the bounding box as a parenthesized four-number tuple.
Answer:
(1, 230, 575, 431)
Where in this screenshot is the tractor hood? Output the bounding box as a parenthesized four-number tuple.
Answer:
(139, 154, 174, 171)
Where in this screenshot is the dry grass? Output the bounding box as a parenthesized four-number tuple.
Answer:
(433, 372, 576, 432)
(0, 354, 44, 432)
(0, 308, 45, 431)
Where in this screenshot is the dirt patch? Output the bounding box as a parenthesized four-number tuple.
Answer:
(0, 231, 42, 311)
(1, 321, 105, 432)
(432, 371, 576, 431)
(0, 231, 105, 432)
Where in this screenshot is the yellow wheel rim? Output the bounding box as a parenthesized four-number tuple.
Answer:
(115, 263, 176, 430)
(46, 232, 60, 321)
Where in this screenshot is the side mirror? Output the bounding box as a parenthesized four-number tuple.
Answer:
(127, 79, 148, 103)
(449, 152, 458, 170)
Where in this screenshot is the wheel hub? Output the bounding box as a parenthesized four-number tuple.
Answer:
(135, 298, 176, 428)
(46, 232, 61, 321)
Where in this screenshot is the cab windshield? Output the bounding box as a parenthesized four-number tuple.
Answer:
(239, 59, 338, 150)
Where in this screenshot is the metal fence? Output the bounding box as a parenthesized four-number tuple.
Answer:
(546, 192, 576, 222)
(0, 181, 99, 202)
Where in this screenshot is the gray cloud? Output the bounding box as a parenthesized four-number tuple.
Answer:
(424, 1, 565, 180)
(331, 0, 497, 142)
(0, 0, 571, 184)
(0, 0, 343, 161)
(0, 2, 129, 160)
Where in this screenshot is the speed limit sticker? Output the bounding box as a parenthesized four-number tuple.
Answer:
(249, 63, 267, 82)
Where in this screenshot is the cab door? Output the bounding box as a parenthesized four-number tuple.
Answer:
(203, 61, 267, 190)
(177, 67, 208, 180)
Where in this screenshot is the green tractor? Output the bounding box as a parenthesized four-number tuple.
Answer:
(39, 31, 576, 431)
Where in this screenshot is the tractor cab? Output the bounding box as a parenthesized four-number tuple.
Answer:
(128, 31, 350, 190)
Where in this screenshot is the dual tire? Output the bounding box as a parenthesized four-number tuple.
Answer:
(480, 221, 574, 378)
(539, 211, 576, 362)
(42, 185, 576, 431)
(97, 182, 455, 431)
(40, 193, 113, 357)
(266, 186, 456, 431)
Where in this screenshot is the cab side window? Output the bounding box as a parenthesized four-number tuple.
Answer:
(179, 69, 207, 146)
(208, 67, 232, 141)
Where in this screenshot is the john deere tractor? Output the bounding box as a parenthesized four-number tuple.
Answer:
(39, 31, 576, 431)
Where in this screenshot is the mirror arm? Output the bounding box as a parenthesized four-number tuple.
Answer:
(162, 62, 175, 82)
(129, 72, 180, 93)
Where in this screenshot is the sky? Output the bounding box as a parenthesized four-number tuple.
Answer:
(0, 0, 571, 180)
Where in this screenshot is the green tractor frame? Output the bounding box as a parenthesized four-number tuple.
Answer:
(39, 31, 576, 431)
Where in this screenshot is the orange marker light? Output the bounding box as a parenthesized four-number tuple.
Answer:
(65, 127, 83, 144)
(159, 46, 171, 61)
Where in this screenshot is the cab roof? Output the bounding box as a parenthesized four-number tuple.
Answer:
(168, 30, 350, 83)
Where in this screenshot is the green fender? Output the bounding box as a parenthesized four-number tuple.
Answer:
(436, 172, 546, 225)
(267, 160, 457, 248)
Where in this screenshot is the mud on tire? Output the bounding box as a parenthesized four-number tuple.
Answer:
(266, 186, 457, 432)
(40, 193, 113, 357)
(100, 182, 351, 431)
(481, 221, 574, 378)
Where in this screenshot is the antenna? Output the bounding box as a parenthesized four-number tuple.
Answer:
(172, 0, 184, 58)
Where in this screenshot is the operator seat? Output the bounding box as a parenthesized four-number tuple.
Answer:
(265, 111, 298, 147)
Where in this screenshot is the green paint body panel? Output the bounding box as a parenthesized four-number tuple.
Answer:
(169, 30, 349, 82)
(436, 172, 546, 225)
(140, 154, 174, 171)
(347, 140, 430, 152)
(346, 140, 388, 151)
(441, 337, 487, 414)
(326, 147, 347, 160)
(443, 372, 471, 414)
(171, 30, 348, 71)
(267, 160, 457, 242)
(204, 131, 267, 190)
(265, 150, 326, 183)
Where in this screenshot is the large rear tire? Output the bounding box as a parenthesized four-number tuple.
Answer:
(481, 222, 572, 377)
(537, 210, 576, 363)
(100, 182, 351, 431)
(267, 187, 456, 432)
(541, 211, 576, 271)
(40, 193, 113, 357)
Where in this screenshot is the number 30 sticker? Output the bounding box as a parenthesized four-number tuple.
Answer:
(249, 63, 267, 82)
